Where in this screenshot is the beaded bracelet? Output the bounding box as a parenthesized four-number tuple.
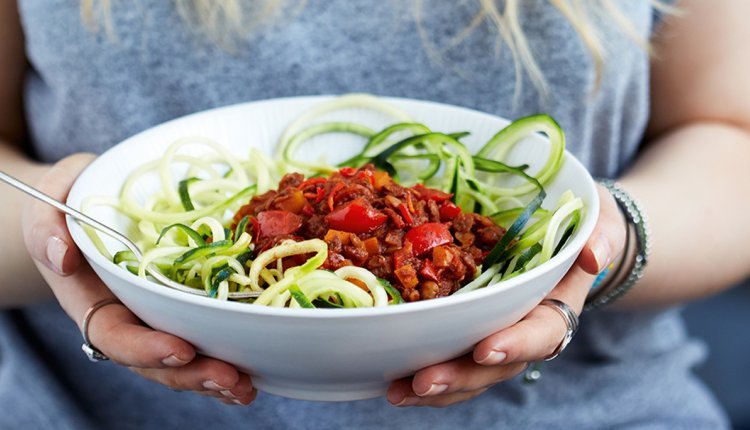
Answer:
(584, 180, 651, 311)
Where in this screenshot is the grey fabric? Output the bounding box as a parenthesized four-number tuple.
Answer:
(1, 0, 728, 428)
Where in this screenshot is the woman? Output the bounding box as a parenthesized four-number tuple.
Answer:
(1, 0, 745, 428)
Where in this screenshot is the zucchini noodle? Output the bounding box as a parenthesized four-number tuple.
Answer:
(87, 94, 585, 308)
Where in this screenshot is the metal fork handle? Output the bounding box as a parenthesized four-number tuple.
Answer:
(0, 170, 143, 259)
(0, 170, 260, 299)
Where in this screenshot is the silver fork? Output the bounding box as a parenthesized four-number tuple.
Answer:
(0, 170, 260, 300)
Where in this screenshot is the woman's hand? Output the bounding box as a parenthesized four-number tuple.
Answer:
(386, 184, 626, 407)
(21, 153, 256, 406)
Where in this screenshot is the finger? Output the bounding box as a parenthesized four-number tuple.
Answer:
(386, 377, 420, 405)
(576, 184, 627, 274)
(218, 389, 257, 406)
(411, 388, 486, 408)
(386, 356, 527, 403)
(413, 356, 527, 397)
(132, 356, 246, 393)
(197, 389, 258, 406)
(196, 390, 224, 399)
(231, 384, 259, 406)
(217, 373, 255, 401)
(218, 398, 246, 406)
(473, 264, 593, 365)
(32, 257, 197, 369)
(86, 300, 196, 368)
(394, 388, 489, 408)
(21, 153, 96, 275)
(387, 375, 494, 408)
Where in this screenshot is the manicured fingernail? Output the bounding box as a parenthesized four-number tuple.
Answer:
(232, 399, 245, 406)
(162, 355, 189, 367)
(395, 396, 419, 407)
(477, 350, 507, 365)
(46, 236, 68, 274)
(203, 380, 230, 391)
(591, 237, 611, 272)
(221, 389, 238, 399)
(418, 383, 448, 396)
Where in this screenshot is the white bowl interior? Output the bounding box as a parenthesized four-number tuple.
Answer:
(66, 96, 599, 401)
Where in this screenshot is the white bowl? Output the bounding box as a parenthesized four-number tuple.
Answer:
(67, 96, 599, 401)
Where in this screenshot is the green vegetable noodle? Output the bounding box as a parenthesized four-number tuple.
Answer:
(85, 94, 584, 308)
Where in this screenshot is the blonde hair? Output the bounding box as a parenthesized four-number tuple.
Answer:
(80, 0, 299, 45)
(81, 0, 670, 95)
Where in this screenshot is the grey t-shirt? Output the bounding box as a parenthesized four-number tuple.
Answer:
(1, 1, 728, 428)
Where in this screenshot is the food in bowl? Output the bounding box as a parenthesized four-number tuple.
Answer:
(84, 94, 585, 308)
(67, 95, 599, 400)
(233, 165, 506, 304)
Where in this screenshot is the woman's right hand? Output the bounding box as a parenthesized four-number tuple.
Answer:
(20, 153, 256, 406)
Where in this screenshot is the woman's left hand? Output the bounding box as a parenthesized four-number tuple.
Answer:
(386, 184, 626, 407)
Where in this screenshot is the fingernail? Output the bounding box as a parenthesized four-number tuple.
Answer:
(221, 389, 238, 399)
(46, 236, 68, 274)
(203, 380, 230, 391)
(232, 399, 245, 406)
(591, 237, 611, 272)
(418, 383, 448, 397)
(395, 396, 419, 407)
(162, 355, 189, 367)
(476, 350, 507, 365)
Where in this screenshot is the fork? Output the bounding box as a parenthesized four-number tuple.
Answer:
(0, 170, 260, 300)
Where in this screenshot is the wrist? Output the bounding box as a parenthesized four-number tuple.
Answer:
(584, 180, 651, 311)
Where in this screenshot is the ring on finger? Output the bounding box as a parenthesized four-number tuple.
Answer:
(539, 298, 579, 361)
(80, 298, 122, 362)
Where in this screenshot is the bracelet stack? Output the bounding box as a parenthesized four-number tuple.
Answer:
(584, 180, 651, 311)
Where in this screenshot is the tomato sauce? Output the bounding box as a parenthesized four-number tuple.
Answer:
(233, 166, 506, 301)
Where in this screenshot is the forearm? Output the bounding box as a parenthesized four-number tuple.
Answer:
(615, 121, 750, 308)
(0, 143, 53, 307)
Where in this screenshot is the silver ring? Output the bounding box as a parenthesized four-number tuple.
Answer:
(539, 299, 579, 361)
(81, 298, 121, 362)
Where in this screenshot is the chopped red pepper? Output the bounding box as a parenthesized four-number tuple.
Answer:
(405, 222, 453, 256)
(420, 259, 440, 281)
(339, 167, 358, 177)
(231, 165, 506, 302)
(397, 203, 413, 225)
(412, 184, 453, 202)
(326, 198, 388, 234)
(328, 182, 345, 212)
(439, 201, 462, 221)
(314, 187, 326, 203)
(249, 217, 261, 241)
(298, 177, 327, 189)
(356, 169, 375, 187)
(257, 210, 303, 238)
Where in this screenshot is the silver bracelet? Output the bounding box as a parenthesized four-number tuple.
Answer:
(584, 180, 651, 310)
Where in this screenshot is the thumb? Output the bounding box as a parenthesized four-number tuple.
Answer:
(22, 153, 96, 275)
(576, 184, 627, 275)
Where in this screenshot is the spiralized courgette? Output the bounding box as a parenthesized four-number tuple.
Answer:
(86, 94, 584, 307)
